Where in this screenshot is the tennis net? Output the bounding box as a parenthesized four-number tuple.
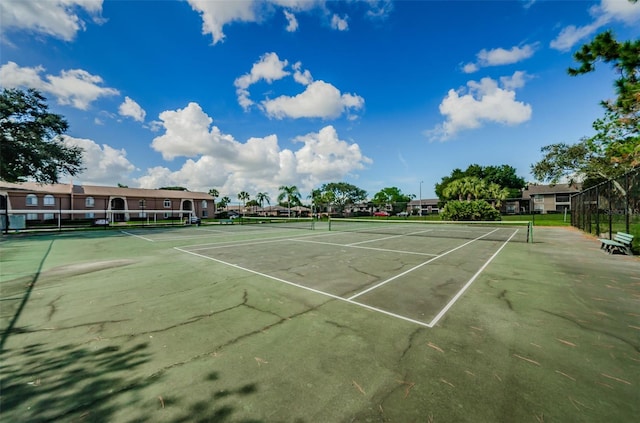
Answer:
(327, 218, 532, 242)
(240, 216, 315, 230)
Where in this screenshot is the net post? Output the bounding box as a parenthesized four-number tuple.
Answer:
(528, 221, 533, 243)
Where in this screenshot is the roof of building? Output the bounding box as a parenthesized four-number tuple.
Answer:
(408, 199, 440, 206)
(523, 183, 582, 196)
(0, 182, 213, 200)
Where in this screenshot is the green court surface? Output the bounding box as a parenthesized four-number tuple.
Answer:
(1, 224, 638, 422)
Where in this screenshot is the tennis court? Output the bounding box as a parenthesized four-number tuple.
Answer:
(1, 223, 638, 422)
(154, 218, 532, 328)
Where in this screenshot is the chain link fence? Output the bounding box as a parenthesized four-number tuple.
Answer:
(571, 168, 639, 253)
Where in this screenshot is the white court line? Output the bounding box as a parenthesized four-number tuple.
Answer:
(183, 231, 332, 251)
(428, 229, 519, 327)
(346, 229, 433, 246)
(347, 228, 500, 301)
(173, 246, 432, 328)
(290, 238, 438, 257)
(120, 231, 155, 242)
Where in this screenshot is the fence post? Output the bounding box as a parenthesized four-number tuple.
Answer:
(596, 184, 600, 236)
(625, 172, 630, 233)
(608, 180, 612, 238)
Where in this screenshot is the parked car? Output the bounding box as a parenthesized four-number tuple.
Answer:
(373, 211, 390, 217)
(190, 216, 201, 224)
(397, 211, 409, 217)
(93, 218, 109, 226)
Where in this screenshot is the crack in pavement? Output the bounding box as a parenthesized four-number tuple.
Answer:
(541, 309, 640, 353)
(46, 295, 63, 321)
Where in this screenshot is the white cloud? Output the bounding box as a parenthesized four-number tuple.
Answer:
(187, 0, 388, 44)
(235, 53, 364, 119)
(293, 126, 372, 179)
(284, 10, 298, 32)
(550, 20, 605, 52)
(262, 80, 364, 119)
(234, 52, 290, 110)
(500, 70, 532, 90)
(118, 96, 146, 122)
(0, 0, 104, 42)
(187, 0, 259, 45)
(331, 14, 349, 31)
(63, 135, 136, 186)
(144, 102, 371, 195)
(428, 72, 532, 140)
(462, 44, 537, 73)
(551, 0, 640, 52)
(0, 61, 119, 110)
(292, 61, 313, 85)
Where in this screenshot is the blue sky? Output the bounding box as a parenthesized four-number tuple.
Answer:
(1, 0, 639, 201)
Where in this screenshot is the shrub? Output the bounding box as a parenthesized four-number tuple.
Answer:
(440, 200, 501, 221)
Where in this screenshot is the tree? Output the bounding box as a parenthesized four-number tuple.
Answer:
(310, 188, 336, 215)
(436, 164, 525, 200)
(532, 29, 639, 185)
(1, 88, 83, 184)
(371, 187, 413, 215)
(255, 192, 270, 214)
(218, 196, 231, 210)
(568, 30, 639, 115)
(277, 185, 301, 217)
(159, 186, 188, 191)
(237, 191, 250, 214)
(442, 177, 485, 201)
(318, 182, 368, 216)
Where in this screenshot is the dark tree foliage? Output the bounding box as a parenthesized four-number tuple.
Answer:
(159, 186, 188, 191)
(568, 30, 640, 114)
(0, 88, 83, 184)
(533, 27, 639, 185)
(371, 186, 413, 214)
(435, 164, 525, 200)
(318, 182, 367, 214)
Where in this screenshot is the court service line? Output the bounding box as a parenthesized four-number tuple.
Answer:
(290, 238, 438, 257)
(347, 228, 500, 301)
(120, 231, 155, 242)
(428, 229, 519, 327)
(173, 246, 432, 328)
(184, 231, 332, 251)
(346, 229, 433, 246)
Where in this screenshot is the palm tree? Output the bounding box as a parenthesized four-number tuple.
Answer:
(238, 191, 250, 215)
(208, 188, 219, 214)
(277, 185, 301, 217)
(255, 192, 270, 215)
(218, 196, 231, 211)
(486, 183, 510, 208)
(443, 177, 485, 201)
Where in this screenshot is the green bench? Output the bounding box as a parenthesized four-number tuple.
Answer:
(599, 232, 634, 255)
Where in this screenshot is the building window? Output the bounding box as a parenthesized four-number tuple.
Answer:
(533, 195, 543, 203)
(164, 199, 171, 208)
(164, 212, 170, 219)
(202, 210, 208, 217)
(139, 199, 146, 207)
(201, 200, 208, 208)
(44, 195, 55, 206)
(556, 194, 570, 203)
(85, 212, 95, 218)
(44, 213, 54, 220)
(26, 213, 38, 220)
(26, 194, 38, 206)
(86, 197, 95, 207)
